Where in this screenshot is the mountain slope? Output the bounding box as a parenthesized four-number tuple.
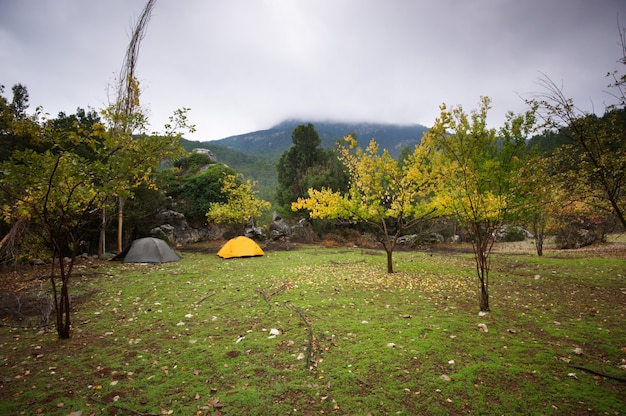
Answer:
(201, 120, 429, 158)
(180, 120, 430, 203)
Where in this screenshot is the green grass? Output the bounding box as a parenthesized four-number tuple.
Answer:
(1, 242, 625, 415)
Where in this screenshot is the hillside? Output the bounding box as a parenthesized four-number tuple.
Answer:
(186, 120, 429, 158)
(180, 120, 430, 204)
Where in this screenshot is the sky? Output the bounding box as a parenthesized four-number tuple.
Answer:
(1, 0, 625, 142)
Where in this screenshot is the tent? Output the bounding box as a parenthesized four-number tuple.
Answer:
(123, 237, 182, 263)
(217, 236, 264, 259)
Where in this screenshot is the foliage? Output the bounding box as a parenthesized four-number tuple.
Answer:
(206, 173, 271, 229)
(513, 155, 559, 255)
(0, 112, 109, 338)
(173, 151, 214, 173)
(276, 123, 348, 213)
(293, 134, 437, 273)
(0, 84, 41, 162)
(424, 97, 535, 310)
(159, 163, 236, 223)
(122, 184, 169, 238)
(529, 73, 626, 230)
(179, 139, 280, 204)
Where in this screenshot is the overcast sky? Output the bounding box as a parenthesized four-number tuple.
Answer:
(2, 0, 625, 141)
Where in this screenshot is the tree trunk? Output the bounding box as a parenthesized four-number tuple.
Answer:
(50, 236, 76, 339)
(382, 238, 395, 273)
(532, 214, 545, 257)
(385, 248, 394, 273)
(476, 249, 490, 312)
(471, 221, 491, 312)
(99, 206, 106, 257)
(117, 196, 125, 253)
(58, 274, 71, 339)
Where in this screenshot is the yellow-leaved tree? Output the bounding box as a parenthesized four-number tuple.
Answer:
(293, 135, 437, 273)
(206, 173, 271, 233)
(424, 97, 535, 311)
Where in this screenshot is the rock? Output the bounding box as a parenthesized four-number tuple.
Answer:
(191, 148, 218, 163)
(291, 218, 314, 242)
(269, 212, 292, 240)
(151, 209, 208, 245)
(244, 217, 266, 241)
(396, 234, 418, 245)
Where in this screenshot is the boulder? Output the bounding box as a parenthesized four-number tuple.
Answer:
(151, 209, 208, 246)
(269, 212, 292, 240)
(244, 217, 267, 241)
(291, 218, 315, 242)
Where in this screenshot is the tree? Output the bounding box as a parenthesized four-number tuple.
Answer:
(0, 84, 39, 162)
(165, 163, 236, 222)
(0, 115, 108, 338)
(99, 104, 189, 251)
(0, 101, 188, 339)
(106, 0, 157, 254)
(514, 155, 558, 256)
(206, 173, 271, 231)
(529, 75, 626, 231)
(276, 123, 329, 210)
(528, 21, 626, 232)
(424, 97, 535, 311)
(293, 135, 437, 273)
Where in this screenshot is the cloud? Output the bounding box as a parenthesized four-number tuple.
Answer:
(1, 0, 624, 140)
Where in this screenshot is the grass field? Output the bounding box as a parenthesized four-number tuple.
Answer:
(0, 238, 625, 415)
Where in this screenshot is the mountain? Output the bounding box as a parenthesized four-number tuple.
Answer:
(188, 120, 430, 158)
(179, 120, 431, 203)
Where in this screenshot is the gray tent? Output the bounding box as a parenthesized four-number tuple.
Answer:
(123, 237, 182, 263)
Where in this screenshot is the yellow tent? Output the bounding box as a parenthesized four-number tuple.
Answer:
(217, 236, 264, 259)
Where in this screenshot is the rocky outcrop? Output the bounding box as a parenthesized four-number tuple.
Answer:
(151, 209, 209, 246)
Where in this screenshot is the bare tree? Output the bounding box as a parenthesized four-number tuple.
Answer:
(102, 0, 157, 255)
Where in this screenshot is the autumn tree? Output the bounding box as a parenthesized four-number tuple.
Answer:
(0, 114, 109, 338)
(293, 135, 437, 273)
(514, 155, 558, 256)
(206, 173, 271, 232)
(424, 97, 535, 311)
(529, 76, 626, 231)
